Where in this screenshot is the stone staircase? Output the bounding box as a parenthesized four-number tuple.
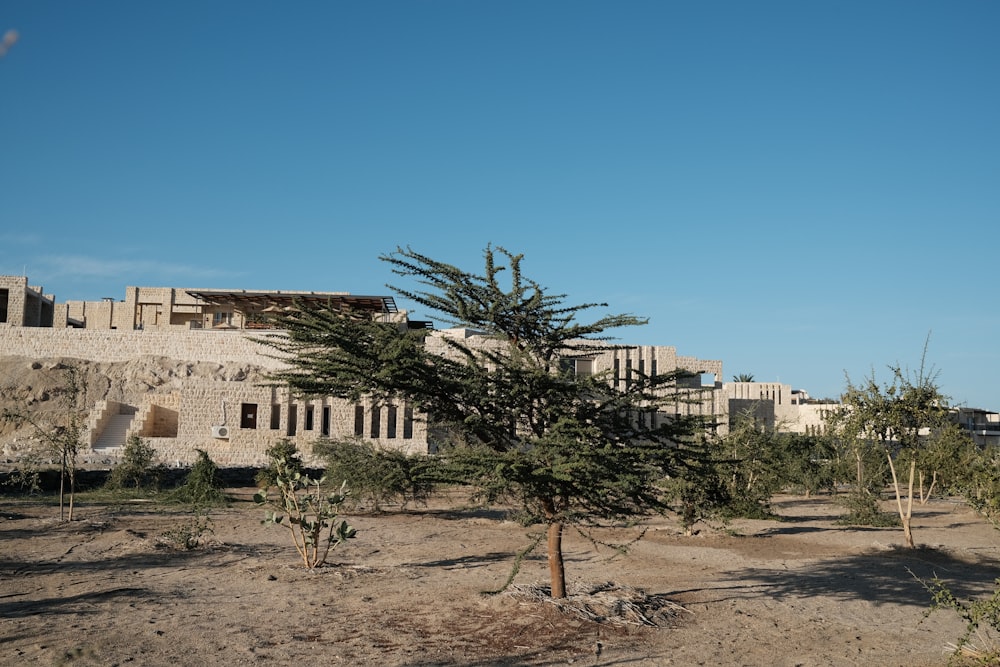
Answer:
(91, 405, 136, 452)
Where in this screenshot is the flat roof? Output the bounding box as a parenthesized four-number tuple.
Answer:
(183, 289, 398, 314)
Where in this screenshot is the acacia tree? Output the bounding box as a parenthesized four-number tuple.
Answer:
(827, 360, 950, 547)
(265, 245, 713, 598)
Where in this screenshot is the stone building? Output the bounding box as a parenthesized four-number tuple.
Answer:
(0, 274, 775, 467)
(722, 382, 836, 435)
(0, 276, 56, 327)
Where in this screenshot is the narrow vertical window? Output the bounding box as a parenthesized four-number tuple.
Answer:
(287, 404, 298, 436)
(270, 404, 281, 430)
(386, 406, 397, 439)
(370, 406, 381, 438)
(305, 405, 314, 431)
(321, 406, 331, 437)
(354, 405, 364, 437)
(403, 406, 414, 439)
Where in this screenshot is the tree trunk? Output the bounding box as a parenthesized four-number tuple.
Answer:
(887, 454, 915, 548)
(547, 520, 566, 599)
(59, 448, 67, 522)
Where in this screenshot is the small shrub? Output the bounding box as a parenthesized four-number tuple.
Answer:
(254, 449, 356, 568)
(254, 439, 303, 490)
(159, 511, 215, 550)
(3, 452, 43, 494)
(172, 449, 227, 506)
(836, 491, 900, 527)
(106, 435, 164, 491)
(920, 575, 1000, 665)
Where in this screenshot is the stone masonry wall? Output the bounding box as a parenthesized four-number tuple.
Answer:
(0, 327, 288, 368)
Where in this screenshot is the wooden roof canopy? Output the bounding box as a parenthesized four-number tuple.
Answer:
(184, 289, 398, 315)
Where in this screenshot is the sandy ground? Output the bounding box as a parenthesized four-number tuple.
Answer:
(2, 490, 999, 667)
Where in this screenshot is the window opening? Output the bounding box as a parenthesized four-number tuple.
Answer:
(386, 406, 397, 439)
(240, 403, 258, 429)
(287, 404, 297, 436)
(354, 405, 364, 437)
(403, 407, 414, 439)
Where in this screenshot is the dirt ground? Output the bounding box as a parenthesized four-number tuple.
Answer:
(2, 490, 999, 667)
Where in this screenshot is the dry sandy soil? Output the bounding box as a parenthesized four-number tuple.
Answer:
(2, 490, 999, 667)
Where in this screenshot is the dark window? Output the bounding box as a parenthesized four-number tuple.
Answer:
(305, 406, 314, 431)
(270, 404, 281, 430)
(0, 289, 8, 323)
(321, 406, 331, 437)
(386, 406, 397, 439)
(354, 405, 364, 437)
(403, 407, 414, 439)
(240, 403, 258, 429)
(370, 406, 381, 438)
(287, 404, 297, 436)
(613, 359, 620, 386)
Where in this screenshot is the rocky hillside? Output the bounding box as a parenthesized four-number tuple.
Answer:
(0, 355, 265, 461)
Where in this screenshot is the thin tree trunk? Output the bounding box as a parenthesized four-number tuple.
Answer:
(547, 520, 566, 599)
(59, 448, 67, 522)
(887, 454, 915, 548)
(68, 468, 75, 522)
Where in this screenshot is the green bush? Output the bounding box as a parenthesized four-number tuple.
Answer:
(172, 449, 227, 507)
(106, 435, 164, 491)
(836, 490, 899, 527)
(316, 438, 439, 511)
(254, 439, 303, 490)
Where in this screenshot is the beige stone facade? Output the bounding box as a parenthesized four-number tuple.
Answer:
(0, 276, 56, 327)
(722, 382, 836, 435)
(4, 275, 828, 468)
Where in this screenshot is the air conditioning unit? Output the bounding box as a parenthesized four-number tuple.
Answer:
(211, 425, 230, 439)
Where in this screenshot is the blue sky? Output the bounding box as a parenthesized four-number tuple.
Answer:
(2, 2, 997, 408)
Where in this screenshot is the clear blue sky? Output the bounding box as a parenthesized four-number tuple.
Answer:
(2, 2, 997, 408)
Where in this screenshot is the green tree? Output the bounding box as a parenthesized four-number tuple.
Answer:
(732, 373, 755, 382)
(265, 245, 713, 598)
(826, 356, 950, 546)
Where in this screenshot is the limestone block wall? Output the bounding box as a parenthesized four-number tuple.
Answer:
(134, 392, 181, 438)
(114, 382, 428, 467)
(0, 328, 290, 368)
